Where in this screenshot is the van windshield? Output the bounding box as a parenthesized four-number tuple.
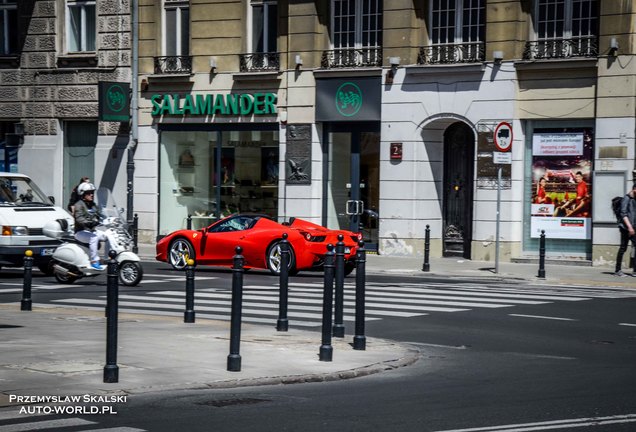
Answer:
(0, 177, 53, 206)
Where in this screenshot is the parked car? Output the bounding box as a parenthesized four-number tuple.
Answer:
(0, 172, 73, 274)
(156, 214, 361, 275)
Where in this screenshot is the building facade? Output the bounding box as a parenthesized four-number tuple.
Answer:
(0, 0, 132, 209)
(3, 1, 635, 267)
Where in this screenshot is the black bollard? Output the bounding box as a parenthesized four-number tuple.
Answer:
(187, 214, 192, 230)
(103, 250, 119, 383)
(332, 234, 345, 338)
(20, 250, 33, 311)
(353, 241, 366, 350)
(319, 244, 335, 362)
(537, 230, 546, 279)
(184, 258, 196, 323)
(132, 213, 139, 254)
(227, 246, 244, 372)
(277, 233, 290, 332)
(422, 224, 431, 272)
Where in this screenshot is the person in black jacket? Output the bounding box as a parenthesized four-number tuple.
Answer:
(614, 183, 636, 277)
(74, 182, 108, 270)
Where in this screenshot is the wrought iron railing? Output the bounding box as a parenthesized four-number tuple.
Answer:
(153, 56, 193, 74)
(417, 42, 485, 65)
(321, 47, 383, 68)
(239, 52, 280, 72)
(523, 36, 598, 60)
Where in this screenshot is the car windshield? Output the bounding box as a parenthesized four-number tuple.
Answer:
(0, 177, 53, 206)
(209, 215, 257, 233)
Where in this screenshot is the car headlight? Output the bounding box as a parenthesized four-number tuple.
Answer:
(2, 226, 28, 236)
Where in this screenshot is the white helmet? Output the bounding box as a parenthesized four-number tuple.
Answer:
(77, 182, 96, 196)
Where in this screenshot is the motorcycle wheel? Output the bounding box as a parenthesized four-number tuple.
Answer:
(54, 270, 77, 284)
(119, 261, 143, 286)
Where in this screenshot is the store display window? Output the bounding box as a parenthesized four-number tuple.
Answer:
(159, 129, 279, 235)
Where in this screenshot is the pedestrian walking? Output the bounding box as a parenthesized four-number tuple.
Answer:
(614, 183, 636, 277)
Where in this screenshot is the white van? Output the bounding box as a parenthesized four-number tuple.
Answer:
(0, 173, 73, 273)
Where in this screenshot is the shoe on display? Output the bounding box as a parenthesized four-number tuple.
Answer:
(613, 270, 627, 277)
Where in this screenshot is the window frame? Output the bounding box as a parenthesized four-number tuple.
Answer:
(429, 0, 485, 46)
(248, 0, 277, 54)
(330, 0, 382, 50)
(162, 0, 190, 57)
(0, 0, 17, 56)
(65, 0, 96, 53)
(532, 0, 598, 41)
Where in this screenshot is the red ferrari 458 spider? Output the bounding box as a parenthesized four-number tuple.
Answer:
(156, 214, 361, 275)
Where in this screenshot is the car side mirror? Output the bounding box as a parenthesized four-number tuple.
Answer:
(48, 196, 55, 204)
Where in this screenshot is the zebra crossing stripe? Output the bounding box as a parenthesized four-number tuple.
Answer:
(0, 418, 96, 432)
(358, 286, 590, 302)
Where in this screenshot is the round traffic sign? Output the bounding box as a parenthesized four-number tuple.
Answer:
(494, 122, 513, 152)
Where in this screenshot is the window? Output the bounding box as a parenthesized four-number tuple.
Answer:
(0, 0, 17, 55)
(431, 0, 484, 45)
(164, 0, 189, 56)
(528, 0, 598, 58)
(250, 1, 277, 53)
(327, 0, 382, 67)
(66, 1, 96, 52)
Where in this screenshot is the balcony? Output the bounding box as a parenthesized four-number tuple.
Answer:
(321, 47, 382, 69)
(523, 37, 598, 60)
(153, 56, 192, 75)
(417, 42, 485, 65)
(239, 52, 280, 72)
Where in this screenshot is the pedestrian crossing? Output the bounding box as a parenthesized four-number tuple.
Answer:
(0, 410, 145, 432)
(33, 280, 636, 328)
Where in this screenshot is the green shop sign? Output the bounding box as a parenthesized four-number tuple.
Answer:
(151, 93, 277, 116)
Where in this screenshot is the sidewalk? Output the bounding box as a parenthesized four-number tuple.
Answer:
(138, 243, 636, 288)
(0, 305, 418, 407)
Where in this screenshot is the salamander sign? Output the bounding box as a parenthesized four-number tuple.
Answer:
(151, 93, 277, 116)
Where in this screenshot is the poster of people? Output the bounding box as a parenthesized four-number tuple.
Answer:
(530, 130, 593, 239)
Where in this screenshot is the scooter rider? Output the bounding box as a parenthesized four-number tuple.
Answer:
(74, 183, 108, 270)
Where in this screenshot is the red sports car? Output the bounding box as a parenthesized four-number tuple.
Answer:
(156, 214, 361, 275)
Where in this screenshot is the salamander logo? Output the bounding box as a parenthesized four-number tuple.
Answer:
(335, 82, 362, 117)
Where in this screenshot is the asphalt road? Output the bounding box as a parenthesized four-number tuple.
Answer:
(1, 262, 636, 431)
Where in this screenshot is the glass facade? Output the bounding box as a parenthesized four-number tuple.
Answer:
(159, 129, 279, 235)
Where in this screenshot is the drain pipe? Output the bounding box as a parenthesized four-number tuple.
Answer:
(127, 0, 139, 227)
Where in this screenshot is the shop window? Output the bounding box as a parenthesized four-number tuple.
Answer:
(66, 0, 96, 52)
(419, 0, 484, 64)
(324, 0, 382, 67)
(0, 0, 17, 55)
(524, 0, 598, 59)
(159, 130, 279, 235)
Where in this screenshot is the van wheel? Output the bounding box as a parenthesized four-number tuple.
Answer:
(38, 263, 54, 276)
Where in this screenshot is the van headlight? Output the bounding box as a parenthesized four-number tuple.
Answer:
(2, 226, 28, 236)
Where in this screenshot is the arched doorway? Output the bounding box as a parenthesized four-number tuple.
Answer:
(443, 122, 475, 258)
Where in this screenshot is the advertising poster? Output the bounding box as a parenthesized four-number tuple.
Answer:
(530, 130, 593, 239)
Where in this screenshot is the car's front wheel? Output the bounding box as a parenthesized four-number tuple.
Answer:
(266, 241, 296, 275)
(168, 238, 195, 270)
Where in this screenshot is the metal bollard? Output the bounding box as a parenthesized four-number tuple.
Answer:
(132, 213, 139, 254)
(422, 224, 431, 272)
(319, 244, 335, 362)
(353, 241, 366, 350)
(103, 250, 119, 383)
(537, 230, 546, 279)
(21, 250, 33, 311)
(187, 214, 192, 230)
(227, 246, 244, 372)
(277, 233, 290, 332)
(184, 258, 196, 323)
(332, 234, 345, 338)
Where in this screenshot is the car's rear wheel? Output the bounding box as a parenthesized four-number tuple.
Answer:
(168, 238, 195, 270)
(266, 241, 296, 275)
(344, 261, 356, 276)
